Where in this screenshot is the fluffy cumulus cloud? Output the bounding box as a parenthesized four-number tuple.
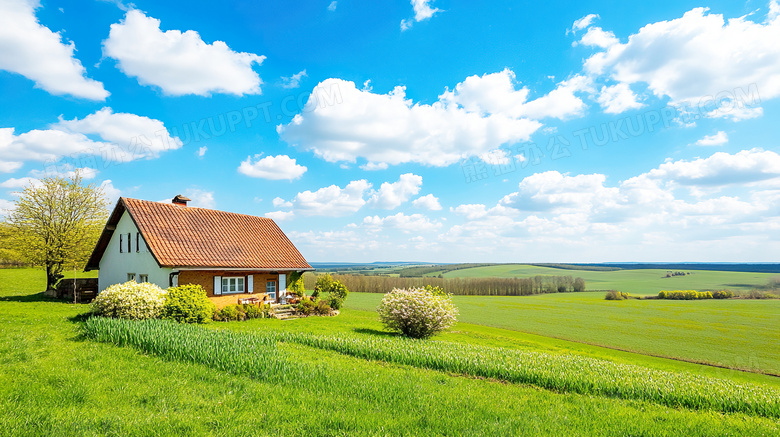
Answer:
(183, 188, 215, 209)
(577, 27, 618, 48)
(440, 69, 592, 120)
(103, 10, 265, 96)
(642, 148, 780, 186)
(283, 179, 372, 217)
(597, 83, 643, 114)
(695, 131, 728, 146)
(412, 194, 442, 211)
(583, 7, 780, 116)
(441, 148, 780, 261)
(363, 212, 441, 233)
(367, 173, 422, 209)
(401, 0, 441, 31)
(0, 108, 181, 171)
(277, 76, 546, 167)
(238, 154, 307, 181)
(0, 0, 108, 100)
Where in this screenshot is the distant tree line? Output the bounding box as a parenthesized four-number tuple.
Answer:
(304, 274, 586, 296)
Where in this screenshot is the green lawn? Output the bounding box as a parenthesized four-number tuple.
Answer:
(1, 268, 779, 436)
(440, 264, 777, 294)
(348, 291, 780, 376)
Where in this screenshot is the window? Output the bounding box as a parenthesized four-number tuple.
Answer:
(127, 232, 131, 253)
(221, 277, 245, 294)
(119, 234, 123, 253)
(127, 273, 136, 282)
(139, 274, 148, 283)
(136, 233, 140, 253)
(266, 280, 277, 299)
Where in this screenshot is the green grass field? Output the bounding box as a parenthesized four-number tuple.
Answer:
(2, 268, 779, 436)
(437, 264, 777, 294)
(347, 292, 780, 376)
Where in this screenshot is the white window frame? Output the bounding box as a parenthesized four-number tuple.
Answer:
(266, 280, 277, 300)
(139, 274, 148, 283)
(221, 276, 245, 294)
(127, 273, 136, 282)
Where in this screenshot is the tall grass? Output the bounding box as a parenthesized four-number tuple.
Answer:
(264, 331, 780, 418)
(81, 316, 780, 418)
(82, 317, 286, 380)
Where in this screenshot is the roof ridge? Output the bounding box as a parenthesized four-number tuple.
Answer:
(124, 197, 274, 220)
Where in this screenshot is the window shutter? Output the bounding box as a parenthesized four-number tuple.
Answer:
(127, 233, 131, 252)
(214, 276, 222, 295)
(119, 234, 123, 253)
(247, 275, 253, 293)
(279, 274, 286, 296)
(136, 233, 140, 253)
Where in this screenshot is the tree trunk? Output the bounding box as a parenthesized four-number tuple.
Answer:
(46, 263, 63, 292)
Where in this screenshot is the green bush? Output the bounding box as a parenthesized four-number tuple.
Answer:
(657, 290, 712, 300)
(315, 299, 332, 315)
(163, 284, 216, 324)
(92, 281, 167, 320)
(712, 290, 734, 299)
(377, 287, 459, 339)
(243, 303, 268, 319)
(314, 273, 350, 309)
(297, 298, 317, 316)
(287, 272, 305, 297)
(215, 305, 241, 322)
(604, 290, 629, 300)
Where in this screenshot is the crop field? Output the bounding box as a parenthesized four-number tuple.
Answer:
(347, 292, 780, 375)
(2, 268, 780, 436)
(436, 264, 777, 294)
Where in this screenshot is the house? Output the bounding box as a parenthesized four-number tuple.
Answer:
(85, 195, 313, 307)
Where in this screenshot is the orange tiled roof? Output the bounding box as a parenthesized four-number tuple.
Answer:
(86, 197, 312, 270)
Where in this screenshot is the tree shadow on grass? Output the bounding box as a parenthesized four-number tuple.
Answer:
(0, 292, 60, 303)
(352, 327, 399, 338)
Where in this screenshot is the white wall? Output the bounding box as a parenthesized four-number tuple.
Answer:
(98, 211, 172, 292)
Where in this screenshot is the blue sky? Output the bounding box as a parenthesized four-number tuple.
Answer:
(1, 0, 780, 262)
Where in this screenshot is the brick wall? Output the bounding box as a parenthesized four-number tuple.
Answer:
(177, 270, 286, 308)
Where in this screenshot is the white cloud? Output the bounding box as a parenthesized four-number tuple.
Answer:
(0, 161, 23, 173)
(289, 179, 372, 217)
(265, 210, 295, 221)
(770, 1, 780, 22)
(440, 69, 592, 120)
(238, 155, 307, 181)
(360, 162, 389, 171)
(597, 83, 643, 114)
(183, 188, 215, 209)
(0, 176, 40, 190)
(577, 27, 618, 48)
(281, 69, 307, 89)
(401, 0, 441, 30)
(363, 212, 441, 233)
(367, 173, 422, 209)
(643, 148, 780, 186)
(412, 194, 442, 210)
(327, 1, 337, 12)
(103, 10, 265, 96)
(54, 107, 182, 160)
(0, 0, 108, 100)
(100, 180, 121, 204)
(695, 131, 728, 146)
(571, 13, 600, 32)
(500, 171, 620, 213)
(584, 8, 780, 113)
(0, 198, 15, 216)
(28, 165, 98, 180)
(272, 197, 293, 208)
(278, 77, 543, 167)
(197, 146, 207, 157)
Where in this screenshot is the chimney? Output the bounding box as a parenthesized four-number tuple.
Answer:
(172, 194, 191, 207)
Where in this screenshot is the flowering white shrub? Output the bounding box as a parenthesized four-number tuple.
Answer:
(92, 281, 167, 320)
(377, 287, 459, 339)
